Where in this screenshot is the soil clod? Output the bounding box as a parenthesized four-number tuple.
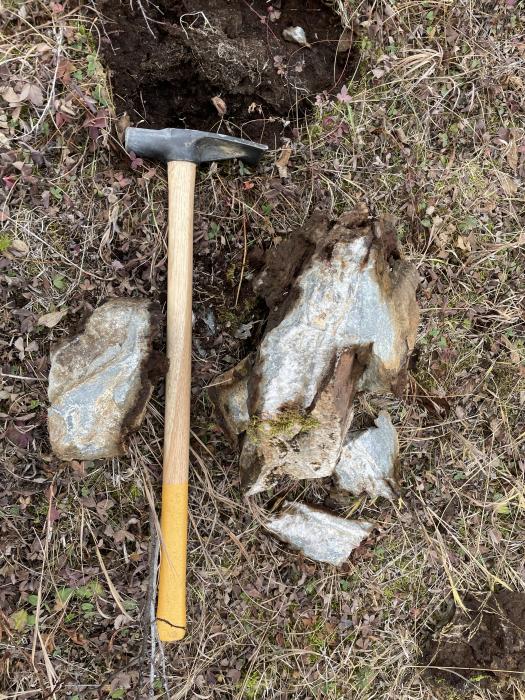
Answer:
(424, 592, 525, 688)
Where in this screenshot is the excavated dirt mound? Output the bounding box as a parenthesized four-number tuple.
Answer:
(424, 592, 525, 689)
(98, 0, 353, 144)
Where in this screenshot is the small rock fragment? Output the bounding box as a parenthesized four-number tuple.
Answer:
(48, 298, 164, 460)
(267, 502, 373, 566)
(282, 26, 310, 47)
(334, 411, 398, 500)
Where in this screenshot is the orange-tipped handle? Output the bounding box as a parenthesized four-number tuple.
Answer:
(156, 160, 196, 642)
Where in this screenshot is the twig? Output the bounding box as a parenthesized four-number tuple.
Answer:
(147, 492, 160, 697)
(31, 482, 59, 698)
(134, 0, 156, 38)
(0, 372, 46, 382)
(234, 215, 248, 307)
(141, 470, 169, 696)
(85, 519, 132, 620)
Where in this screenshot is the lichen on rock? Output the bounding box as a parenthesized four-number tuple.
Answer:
(48, 298, 165, 461)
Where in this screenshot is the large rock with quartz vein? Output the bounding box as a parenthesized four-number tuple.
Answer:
(267, 502, 373, 566)
(211, 205, 419, 495)
(48, 298, 163, 460)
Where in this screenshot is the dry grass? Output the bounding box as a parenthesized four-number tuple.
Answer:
(1, 0, 524, 698)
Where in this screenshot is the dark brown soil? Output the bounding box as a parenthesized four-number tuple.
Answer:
(424, 592, 525, 688)
(98, 0, 354, 144)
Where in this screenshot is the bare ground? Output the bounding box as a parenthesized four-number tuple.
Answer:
(1, 1, 524, 699)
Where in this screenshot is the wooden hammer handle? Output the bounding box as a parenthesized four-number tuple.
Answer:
(156, 160, 196, 642)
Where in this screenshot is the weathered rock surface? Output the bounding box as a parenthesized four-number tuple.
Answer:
(334, 411, 398, 500)
(211, 206, 419, 495)
(48, 299, 164, 460)
(267, 502, 373, 566)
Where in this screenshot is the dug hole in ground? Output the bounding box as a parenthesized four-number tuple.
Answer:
(1, 1, 524, 699)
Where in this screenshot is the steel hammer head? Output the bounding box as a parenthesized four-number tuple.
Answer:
(125, 127, 268, 166)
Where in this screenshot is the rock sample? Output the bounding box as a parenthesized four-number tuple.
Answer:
(211, 205, 419, 495)
(48, 299, 164, 460)
(334, 411, 398, 500)
(267, 502, 373, 566)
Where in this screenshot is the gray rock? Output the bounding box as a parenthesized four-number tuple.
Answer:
(335, 411, 398, 500)
(211, 206, 419, 495)
(48, 299, 162, 460)
(267, 502, 373, 566)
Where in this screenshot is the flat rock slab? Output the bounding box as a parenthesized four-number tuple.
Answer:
(335, 411, 398, 500)
(211, 206, 419, 495)
(267, 502, 373, 566)
(48, 299, 163, 460)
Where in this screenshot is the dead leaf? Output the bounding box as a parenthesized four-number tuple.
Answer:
(19, 83, 44, 107)
(495, 170, 518, 196)
(337, 29, 353, 53)
(10, 239, 29, 255)
(5, 422, 33, 449)
(275, 146, 292, 178)
(507, 139, 518, 171)
(211, 96, 227, 116)
(57, 58, 74, 84)
(456, 235, 471, 252)
(1, 87, 22, 105)
(38, 309, 68, 328)
(14, 337, 24, 355)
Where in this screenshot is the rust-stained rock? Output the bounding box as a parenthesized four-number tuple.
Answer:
(211, 206, 419, 495)
(267, 502, 373, 566)
(334, 411, 398, 500)
(48, 299, 164, 460)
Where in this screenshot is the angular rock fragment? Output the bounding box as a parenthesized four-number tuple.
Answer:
(48, 299, 164, 460)
(211, 206, 419, 495)
(267, 502, 373, 566)
(334, 411, 398, 500)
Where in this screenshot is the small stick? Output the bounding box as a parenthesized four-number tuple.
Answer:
(234, 215, 248, 307)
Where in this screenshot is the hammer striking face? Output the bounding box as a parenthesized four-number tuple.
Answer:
(125, 127, 268, 165)
(124, 125, 266, 642)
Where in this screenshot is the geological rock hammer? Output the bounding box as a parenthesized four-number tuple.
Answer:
(125, 128, 267, 641)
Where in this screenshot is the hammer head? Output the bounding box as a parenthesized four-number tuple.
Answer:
(125, 127, 268, 166)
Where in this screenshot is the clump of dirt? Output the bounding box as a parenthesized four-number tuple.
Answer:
(98, 0, 354, 144)
(424, 592, 525, 688)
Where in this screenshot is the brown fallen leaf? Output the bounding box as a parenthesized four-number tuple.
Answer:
(211, 95, 227, 116)
(9, 239, 29, 255)
(496, 170, 519, 196)
(507, 138, 518, 171)
(19, 83, 44, 107)
(38, 309, 68, 328)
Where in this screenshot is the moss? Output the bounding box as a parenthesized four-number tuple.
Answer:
(240, 671, 264, 699)
(0, 233, 12, 253)
(246, 409, 320, 443)
(225, 263, 236, 285)
(217, 294, 258, 330)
